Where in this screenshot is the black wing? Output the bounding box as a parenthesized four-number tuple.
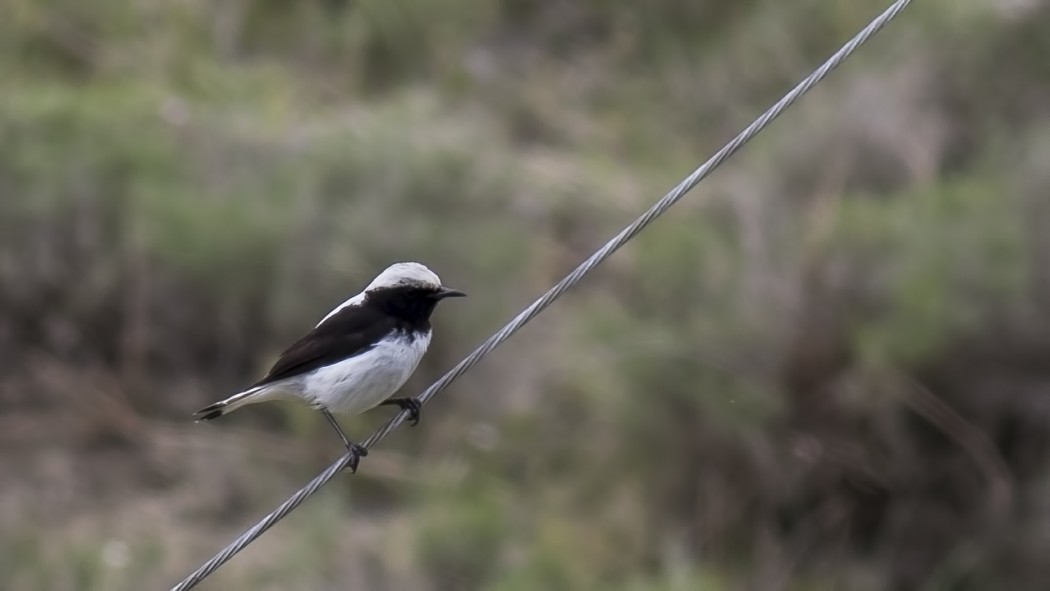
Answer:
(252, 304, 398, 387)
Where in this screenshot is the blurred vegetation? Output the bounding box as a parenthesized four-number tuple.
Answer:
(2, 0, 1049, 590)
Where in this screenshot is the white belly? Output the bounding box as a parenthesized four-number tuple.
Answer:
(303, 331, 431, 415)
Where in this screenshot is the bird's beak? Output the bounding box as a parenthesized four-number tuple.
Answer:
(435, 287, 467, 299)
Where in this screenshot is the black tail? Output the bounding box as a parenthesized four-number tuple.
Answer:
(193, 387, 260, 421)
(193, 402, 227, 421)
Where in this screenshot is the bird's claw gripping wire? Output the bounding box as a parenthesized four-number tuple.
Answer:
(320, 409, 369, 472)
(381, 397, 422, 426)
(344, 443, 369, 473)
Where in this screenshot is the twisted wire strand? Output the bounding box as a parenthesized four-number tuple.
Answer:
(170, 2, 913, 588)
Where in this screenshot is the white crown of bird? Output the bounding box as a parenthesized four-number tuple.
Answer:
(366, 262, 443, 291)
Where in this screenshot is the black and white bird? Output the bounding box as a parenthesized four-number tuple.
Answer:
(193, 262, 465, 471)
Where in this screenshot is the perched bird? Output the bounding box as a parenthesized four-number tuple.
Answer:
(194, 262, 465, 471)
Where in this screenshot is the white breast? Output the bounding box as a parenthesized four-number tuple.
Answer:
(303, 331, 432, 415)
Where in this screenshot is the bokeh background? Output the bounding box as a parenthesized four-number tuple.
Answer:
(2, 0, 1050, 589)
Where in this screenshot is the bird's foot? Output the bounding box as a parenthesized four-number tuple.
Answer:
(381, 397, 422, 426)
(344, 442, 369, 473)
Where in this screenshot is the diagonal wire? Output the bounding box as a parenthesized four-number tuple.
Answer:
(170, 1, 913, 588)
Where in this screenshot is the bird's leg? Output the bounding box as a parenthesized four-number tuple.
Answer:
(380, 397, 422, 426)
(321, 409, 368, 473)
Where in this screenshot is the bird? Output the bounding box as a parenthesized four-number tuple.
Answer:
(193, 262, 465, 472)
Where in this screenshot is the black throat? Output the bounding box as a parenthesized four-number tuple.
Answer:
(364, 285, 441, 331)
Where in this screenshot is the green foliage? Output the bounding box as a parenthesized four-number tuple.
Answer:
(833, 178, 1026, 365)
(2, 0, 1049, 590)
(415, 473, 509, 588)
(0, 528, 166, 591)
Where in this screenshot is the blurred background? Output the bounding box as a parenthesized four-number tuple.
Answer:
(2, 0, 1049, 589)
